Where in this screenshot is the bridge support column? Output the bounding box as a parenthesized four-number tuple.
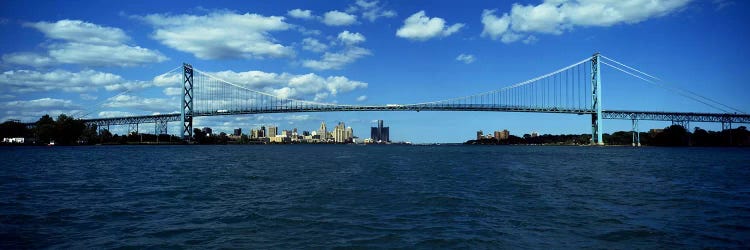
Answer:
(129, 123, 139, 135)
(181, 63, 194, 141)
(155, 120, 168, 135)
(631, 119, 640, 147)
(591, 53, 604, 145)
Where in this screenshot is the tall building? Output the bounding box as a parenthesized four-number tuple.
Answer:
(259, 126, 266, 138)
(476, 130, 483, 140)
(268, 126, 278, 137)
(233, 128, 242, 136)
(251, 129, 259, 139)
(370, 120, 390, 143)
(333, 122, 352, 143)
(318, 122, 328, 140)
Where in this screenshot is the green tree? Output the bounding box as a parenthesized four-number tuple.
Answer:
(54, 114, 85, 145)
(35, 114, 56, 144)
(652, 125, 689, 146)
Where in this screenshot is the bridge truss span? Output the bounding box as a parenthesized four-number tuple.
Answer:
(602, 110, 750, 124)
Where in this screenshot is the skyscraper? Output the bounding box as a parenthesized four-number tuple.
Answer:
(371, 120, 390, 143)
(333, 122, 350, 143)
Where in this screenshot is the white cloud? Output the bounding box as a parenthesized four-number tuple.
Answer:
(523, 35, 539, 44)
(302, 47, 371, 70)
(24, 19, 129, 45)
(337, 31, 366, 45)
(79, 93, 98, 101)
(285, 114, 314, 121)
(103, 95, 176, 113)
(3, 19, 167, 67)
(138, 11, 294, 59)
(47, 43, 168, 67)
(0, 69, 127, 93)
(0, 98, 82, 121)
(98, 111, 134, 118)
(163, 87, 182, 96)
(0, 68, 168, 94)
(4, 98, 77, 110)
(301, 38, 328, 53)
(209, 70, 367, 101)
(348, 0, 397, 22)
(396, 11, 464, 41)
(152, 72, 181, 87)
(2, 52, 55, 67)
(287, 9, 315, 20)
(322, 11, 357, 26)
(456, 54, 476, 64)
(481, 10, 512, 41)
(481, 0, 691, 43)
(356, 95, 367, 101)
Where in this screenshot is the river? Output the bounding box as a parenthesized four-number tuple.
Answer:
(1, 145, 748, 248)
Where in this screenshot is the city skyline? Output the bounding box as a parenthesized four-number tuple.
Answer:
(1, 1, 748, 143)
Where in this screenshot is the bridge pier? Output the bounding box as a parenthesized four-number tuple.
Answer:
(129, 123, 139, 135)
(155, 120, 168, 135)
(632, 119, 640, 147)
(181, 63, 194, 141)
(590, 53, 604, 145)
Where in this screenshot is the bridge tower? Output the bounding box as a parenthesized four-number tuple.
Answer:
(181, 63, 194, 141)
(591, 53, 604, 145)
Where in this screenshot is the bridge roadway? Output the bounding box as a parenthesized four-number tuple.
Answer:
(77, 105, 750, 127)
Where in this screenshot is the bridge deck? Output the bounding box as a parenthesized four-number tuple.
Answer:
(67, 106, 750, 126)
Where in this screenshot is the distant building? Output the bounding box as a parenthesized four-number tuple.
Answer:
(476, 130, 483, 140)
(2, 138, 26, 144)
(233, 128, 242, 136)
(259, 126, 266, 138)
(531, 131, 539, 137)
(318, 122, 328, 140)
(251, 129, 259, 139)
(269, 136, 290, 143)
(268, 126, 278, 137)
(333, 122, 354, 143)
(371, 120, 390, 143)
(494, 129, 510, 141)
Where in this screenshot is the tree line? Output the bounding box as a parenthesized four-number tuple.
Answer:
(466, 125, 750, 146)
(0, 114, 180, 145)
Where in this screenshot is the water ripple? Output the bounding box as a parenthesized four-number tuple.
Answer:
(1, 145, 749, 248)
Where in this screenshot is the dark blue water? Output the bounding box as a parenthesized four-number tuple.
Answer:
(1, 145, 749, 248)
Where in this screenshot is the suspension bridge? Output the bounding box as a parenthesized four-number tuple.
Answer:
(76, 53, 749, 145)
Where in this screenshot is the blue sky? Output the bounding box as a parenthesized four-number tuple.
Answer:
(0, 0, 748, 143)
